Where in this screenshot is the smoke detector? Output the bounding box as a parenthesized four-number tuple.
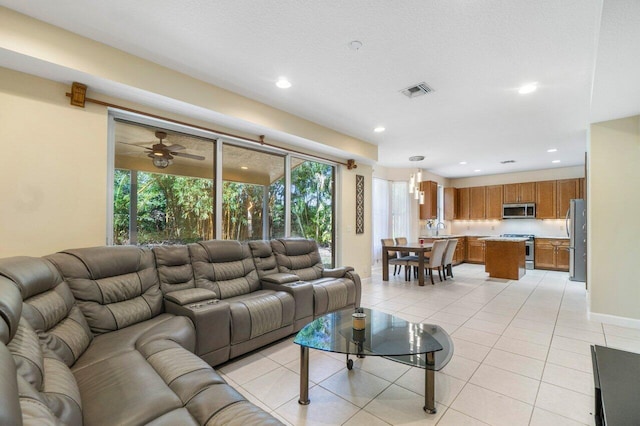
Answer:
(401, 82, 434, 98)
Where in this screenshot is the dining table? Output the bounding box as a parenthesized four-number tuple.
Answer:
(382, 242, 434, 286)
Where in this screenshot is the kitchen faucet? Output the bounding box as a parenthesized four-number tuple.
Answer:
(435, 222, 446, 236)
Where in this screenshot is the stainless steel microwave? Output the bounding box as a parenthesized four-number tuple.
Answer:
(502, 203, 536, 219)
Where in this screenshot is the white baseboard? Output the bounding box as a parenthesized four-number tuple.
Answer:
(589, 311, 640, 329)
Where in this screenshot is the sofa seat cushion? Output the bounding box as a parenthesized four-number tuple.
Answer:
(72, 314, 194, 372)
(74, 350, 184, 426)
(224, 290, 294, 344)
(308, 278, 358, 316)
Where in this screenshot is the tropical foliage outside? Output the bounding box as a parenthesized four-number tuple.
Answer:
(113, 160, 333, 265)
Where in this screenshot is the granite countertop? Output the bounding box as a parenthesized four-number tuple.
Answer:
(479, 237, 529, 242)
(536, 236, 570, 240)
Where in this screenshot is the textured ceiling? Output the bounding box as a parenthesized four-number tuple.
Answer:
(2, 1, 633, 177)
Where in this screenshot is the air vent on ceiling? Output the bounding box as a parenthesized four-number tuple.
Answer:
(400, 82, 434, 98)
(500, 160, 516, 164)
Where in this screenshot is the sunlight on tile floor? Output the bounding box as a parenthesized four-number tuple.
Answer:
(218, 264, 640, 425)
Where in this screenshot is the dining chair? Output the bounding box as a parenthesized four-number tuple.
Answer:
(381, 238, 408, 276)
(408, 239, 447, 285)
(441, 239, 459, 280)
(394, 237, 420, 280)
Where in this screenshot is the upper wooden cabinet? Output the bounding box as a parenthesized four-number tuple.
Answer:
(557, 178, 580, 218)
(419, 180, 438, 220)
(444, 187, 458, 220)
(503, 182, 536, 203)
(536, 180, 557, 219)
(485, 185, 504, 219)
(469, 186, 486, 219)
(457, 187, 470, 220)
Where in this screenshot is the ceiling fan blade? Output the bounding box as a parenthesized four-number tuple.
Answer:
(173, 152, 205, 161)
(119, 142, 152, 150)
(164, 144, 185, 151)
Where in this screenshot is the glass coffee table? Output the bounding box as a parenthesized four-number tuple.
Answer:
(294, 307, 453, 413)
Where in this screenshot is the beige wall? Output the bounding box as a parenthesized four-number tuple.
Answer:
(0, 68, 108, 256)
(589, 116, 640, 321)
(339, 165, 373, 278)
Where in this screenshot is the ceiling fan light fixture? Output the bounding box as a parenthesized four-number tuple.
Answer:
(153, 156, 170, 169)
(153, 151, 164, 156)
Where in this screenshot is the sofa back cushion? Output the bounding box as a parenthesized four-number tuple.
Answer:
(248, 240, 279, 278)
(152, 245, 195, 294)
(46, 246, 162, 335)
(8, 319, 83, 425)
(189, 240, 260, 299)
(271, 238, 323, 281)
(0, 275, 22, 345)
(0, 257, 92, 367)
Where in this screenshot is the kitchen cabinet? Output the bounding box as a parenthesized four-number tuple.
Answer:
(469, 186, 486, 219)
(535, 180, 557, 219)
(534, 238, 569, 271)
(444, 187, 458, 220)
(557, 178, 580, 218)
(504, 182, 536, 203)
(458, 187, 470, 220)
(579, 177, 586, 199)
(485, 185, 504, 219)
(419, 180, 438, 220)
(453, 237, 466, 265)
(466, 237, 485, 264)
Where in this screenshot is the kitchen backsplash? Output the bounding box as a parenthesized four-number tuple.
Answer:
(441, 219, 569, 237)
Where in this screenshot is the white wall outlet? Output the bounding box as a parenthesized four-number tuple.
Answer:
(491, 226, 495, 230)
(466, 225, 470, 230)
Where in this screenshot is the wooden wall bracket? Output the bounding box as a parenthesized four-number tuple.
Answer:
(70, 82, 87, 108)
(347, 159, 357, 170)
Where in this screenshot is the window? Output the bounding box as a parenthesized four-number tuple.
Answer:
(112, 120, 215, 245)
(290, 159, 335, 267)
(109, 114, 338, 260)
(221, 144, 285, 241)
(372, 178, 391, 265)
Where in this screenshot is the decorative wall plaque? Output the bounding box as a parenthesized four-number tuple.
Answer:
(355, 175, 364, 234)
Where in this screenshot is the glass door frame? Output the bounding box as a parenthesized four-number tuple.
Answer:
(107, 109, 338, 266)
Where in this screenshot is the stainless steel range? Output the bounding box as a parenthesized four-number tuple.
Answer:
(501, 234, 535, 270)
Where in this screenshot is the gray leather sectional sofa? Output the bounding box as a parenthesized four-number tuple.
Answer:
(0, 238, 361, 425)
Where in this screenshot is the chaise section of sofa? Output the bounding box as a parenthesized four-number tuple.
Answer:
(0, 252, 282, 425)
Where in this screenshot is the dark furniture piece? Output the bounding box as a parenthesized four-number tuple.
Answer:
(382, 242, 434, 286)
(591, 345, 640, 426)
(294, 307, 453, 414)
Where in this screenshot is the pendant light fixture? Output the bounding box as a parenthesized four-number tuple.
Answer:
(408, 156, 425, 203)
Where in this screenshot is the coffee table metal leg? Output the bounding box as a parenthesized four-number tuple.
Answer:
(423, 351, 436, 414)
(299, 346, 310, 405)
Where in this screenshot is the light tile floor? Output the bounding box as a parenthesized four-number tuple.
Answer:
(218, 264, 640, 425)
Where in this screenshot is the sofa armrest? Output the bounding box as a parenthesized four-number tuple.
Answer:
(345, 270, 362, 309)
(261, 273, 300, 284)
(164, 288, 217, 305)
(164, 299, 230, 364)
(322, 266, 354, 278)
(262, 281, 314, 323)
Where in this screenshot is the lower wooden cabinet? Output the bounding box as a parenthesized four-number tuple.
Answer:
(534, 238, 569, 271)
(466, 237, 485, 264)
(453, 237, 466, 265)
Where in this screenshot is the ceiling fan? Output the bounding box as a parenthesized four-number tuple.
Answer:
(122, 131, 206, 169)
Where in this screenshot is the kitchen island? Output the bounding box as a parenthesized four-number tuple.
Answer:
(479, 237, 527, 280)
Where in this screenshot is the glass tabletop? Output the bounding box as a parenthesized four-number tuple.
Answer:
(294, 308, 453, 371)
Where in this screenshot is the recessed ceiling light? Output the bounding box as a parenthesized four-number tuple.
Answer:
(474, 169, 481, 172)
(409, 156, 425, 162)
(459, 161, 467, 165)
(240, 166, 248, 170)
(374, 126, 385, 133)
(552, 160, 561, 163)
(547, 148, 557, 153)
(518, 82, 538, 94)
(276, 77, 292, 89)
(348, 40, 363, 51)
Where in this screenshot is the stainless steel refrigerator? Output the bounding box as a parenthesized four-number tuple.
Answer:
(566, 199, 587, 282)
